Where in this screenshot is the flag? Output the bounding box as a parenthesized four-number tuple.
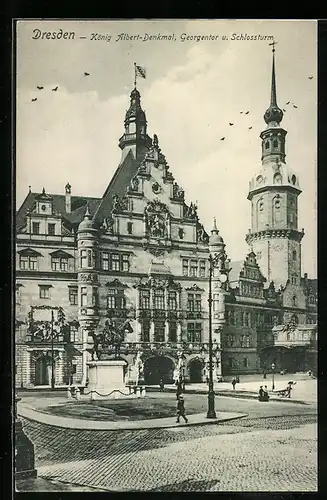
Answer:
(135, 64, 146, 79)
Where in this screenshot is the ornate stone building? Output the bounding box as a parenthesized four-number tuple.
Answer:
(15, 52, 317, 389)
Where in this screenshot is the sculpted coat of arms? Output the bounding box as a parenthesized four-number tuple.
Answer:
(144, 199, 170, 239)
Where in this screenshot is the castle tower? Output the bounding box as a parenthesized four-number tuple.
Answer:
(77, 206, 100, 384)
(246, 45, 304, 288)
(118, 87, 152, 161)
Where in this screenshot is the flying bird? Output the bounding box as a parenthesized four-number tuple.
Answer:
(240, 111, 243, 114)
(229, 122, 234, 126)
(52, 86, 58, 91)
(31, 98, 37, 102)
(84, 72, 90, 76)
(286, 101, 290, 105)
(308, 76, 313, 79)
(248, 126, 252, 129)
(293, 104, 298, 108)
(283, 109, 286, 112)
(245, 111, 249, 115)
(36, 86, 44, 90)
(220, 137, 225, 141)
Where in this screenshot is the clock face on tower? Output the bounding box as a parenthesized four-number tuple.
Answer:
(41, 204, 47, 211)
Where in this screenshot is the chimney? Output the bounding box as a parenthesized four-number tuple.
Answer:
(65, 183, 71, 213)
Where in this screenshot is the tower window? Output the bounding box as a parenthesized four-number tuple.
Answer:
(32, 222, 40, 234)
(292, 295, 297, 307)
(259, 201, 264, 211)
(127, 222, 133, 235)
(178, 228, 184, 239)
(140, 289, 150, 309)
(273, 173, 282, 184)
(292, 250, 296, 261)
(48, 223, 55, 236)
(81, 287, 87, 307)
(291, 174, 297, 185)
(244, 357, 248, 368)
(272, 139, 278, 148)
(265, 141, 270, 150)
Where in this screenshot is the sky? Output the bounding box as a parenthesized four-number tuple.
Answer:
(16, 20, 317, 278)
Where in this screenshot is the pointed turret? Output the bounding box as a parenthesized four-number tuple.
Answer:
(209, 218, 225, 254)
(118, 86, 152, 161)
(263, 48, 284, 127)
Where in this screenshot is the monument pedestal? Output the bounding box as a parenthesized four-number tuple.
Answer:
(86, 360, 130, 399)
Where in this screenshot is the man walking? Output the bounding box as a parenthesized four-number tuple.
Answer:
(231, 377, 237, 390)
(176, 395, 188, 423)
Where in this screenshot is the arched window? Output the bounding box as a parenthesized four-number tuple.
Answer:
(265, 141, 270, 150)
(292, 295, 297, 307)
(273, 173, 282, 184)
(272, 139, 278, 148)
(291, 174, 297, 185)
(292, 250, 296, 261)
(257, 198, 264, 227)
(273, 196, 282, 223)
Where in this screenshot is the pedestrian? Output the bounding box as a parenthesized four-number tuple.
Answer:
(263, 385, 270, 401)
(176, 380, 183, 400)
(231, 377, 237, 390)
(286, 381, 292, 398)
(176, 395, 188, 423)
(259, 385, 264, 398)
(263, 371, 267, 379)
(159, 378, 164, 392)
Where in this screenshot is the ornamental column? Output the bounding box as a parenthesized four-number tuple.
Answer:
(77, 206, 100, 385)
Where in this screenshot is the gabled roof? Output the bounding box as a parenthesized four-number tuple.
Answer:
(17, 247, 43, 256)
(16, 191, 101, 231)
(94, 150, 141, 224)
(49, 249, 75, 258)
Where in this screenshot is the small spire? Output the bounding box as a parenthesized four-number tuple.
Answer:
(212, 217, 218, 233)
(28, 185, 31, 193)
(264, 41, 283, 126)
(85, 204, 91, 218)
(42, 187, 46, 195)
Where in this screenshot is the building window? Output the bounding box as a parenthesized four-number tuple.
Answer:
(199, 261, 206, 278)
(69, 287, 78, 305)
(92, 288, 99, 307)
(292, 250, 297, 261)
(51, 257, 68, 271)
(140, 290, 150, 309)
(39, 285, 51, 299)
(111, 254, 120, 271)
(187, 322, 202, 343)
(168, 291, 178, 310)
(228, 357, 233, 368)
(292, 295, 297, 307)
(187, 293, 202, 312)
(32, 222, 40, 234)
(291, 275, 297, 285)
(87, 250, 92, 267)
(240, 335, 250, 348)
(48, 223, 55, 236)
(226, 334, 234, 347)
(80, 249, 87, 268)
(169, 322, 177, 342)
(309, 295, 315, 305)
(265, 141, 269, 150)
(272, 139, 278, 148)
(244, 357, 248, 368)
(141, 320, 150, 342)
(107, 289, 125, 309)
(102, 253, 109, 271)
(213, 294, 219, 312)
(154, 289, 165, 310)
(182, 259, 189, 276)
(19, 255, 37, 270)
(178, 228, 184, 239)
(122, 254, 130, 272)
(190, 260, 198, 277)
(127, 222, 133, 235)
(257, 251, 262, 260)
(154, 321, 165, 342)
(81, 287, 87, 307)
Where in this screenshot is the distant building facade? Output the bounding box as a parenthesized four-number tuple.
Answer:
(15, 52, 317, 388)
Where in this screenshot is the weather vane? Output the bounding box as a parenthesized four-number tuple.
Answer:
(269, 40, 277, 53)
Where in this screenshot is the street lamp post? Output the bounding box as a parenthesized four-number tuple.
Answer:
(207, 254, 217, 419)
(271, 362, 276, 391)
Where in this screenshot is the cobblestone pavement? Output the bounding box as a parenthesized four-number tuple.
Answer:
(21, 409, 317, 492)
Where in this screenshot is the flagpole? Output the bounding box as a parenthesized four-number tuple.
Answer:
(134, 62, 137, 88)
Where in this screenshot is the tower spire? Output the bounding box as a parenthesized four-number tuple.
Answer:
(270, 42, 277, 107)
(264, 41, 283, 127)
